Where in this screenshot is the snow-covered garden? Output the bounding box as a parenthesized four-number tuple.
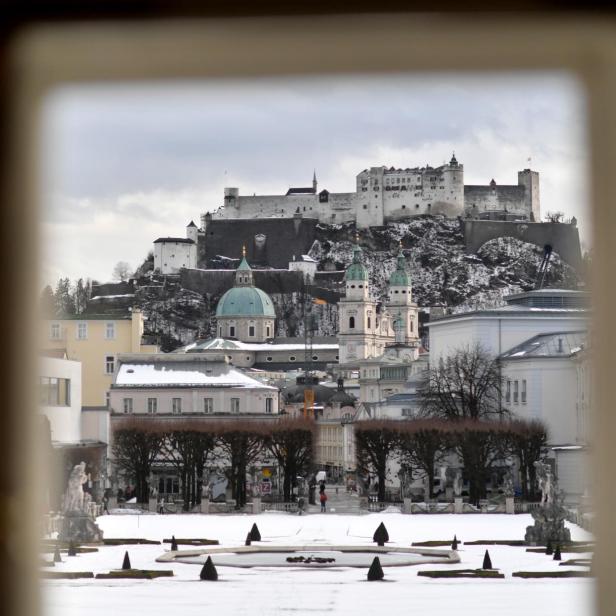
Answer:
(42, 512, 594, 616)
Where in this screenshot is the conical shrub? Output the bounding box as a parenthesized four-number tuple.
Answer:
(171, 536, 178, 551)
(367, 556, 385, 581)
(249, 523, 261, 542)
(53, 545, 62, 563)
(373, 522, 389, 547)
(451, 535, 459, 550)
(122, 550, 131, 570)
(553, 545, 562, 561)
(545, 540, 553, 555)
(245, 532, 252, 546)
(67, 542, 77, 557)
(200, 556, 218, 581)
(482, 549, 493, 570)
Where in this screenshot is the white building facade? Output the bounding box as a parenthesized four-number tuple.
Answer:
(153, 221, 198, 274)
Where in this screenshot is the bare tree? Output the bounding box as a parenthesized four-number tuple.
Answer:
(264, 418, 315, 502)
(508, 419, 548, 500)
(544, 211, 565, 223)
(419, 344, 507, 420)
(355, 420, 399, 502)
(112, 261, 132, 282)
(396, 419, 451, 499)
(111, 419, 164, 503)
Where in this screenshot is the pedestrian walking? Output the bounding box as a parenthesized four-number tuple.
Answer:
(320, 490, 328, 513)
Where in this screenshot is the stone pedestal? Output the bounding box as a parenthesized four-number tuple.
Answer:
(59, 513, 104, 543)
(149, 497, 157, 513)
(454, 497, 464, 514)
(403, 498, 413, 514)
(505, 497, 515, 515)
(252, 497, 261, 514)
(201, 498, 210, 514)
(109, 497, 118, 510)
(445, 487, 454, 501)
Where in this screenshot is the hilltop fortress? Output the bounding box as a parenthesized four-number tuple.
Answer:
(209, 154, 540, 228)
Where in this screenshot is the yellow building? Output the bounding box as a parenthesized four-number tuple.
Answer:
(43, 309, 158, 406)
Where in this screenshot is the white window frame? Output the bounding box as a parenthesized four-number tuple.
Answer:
(204, 397, 213, 413)
(105, 321, 116, 340)
(265, 398, 273, 414)
(76, 322, 88, 340)
(521, 379, 527, 404)
(147, 397, 158, 414)
(505, 380, 511, 403)
(172, 397, 182, 414)
(122, 398, 133, 414)
(230, 397, 240, 414)
(513, 380, 519, 404)
(105, 355, 115, 375)
(50, 322, 61, 340)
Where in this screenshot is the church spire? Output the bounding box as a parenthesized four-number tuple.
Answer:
(236, 247, 254, 287)
(312, 169, 317, 193)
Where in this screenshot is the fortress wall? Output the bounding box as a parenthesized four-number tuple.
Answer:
(464, 185, 529, 217)
(461, 219, 582, 268)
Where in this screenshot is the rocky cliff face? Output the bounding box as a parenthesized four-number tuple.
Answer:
(97, 216, 580, 349)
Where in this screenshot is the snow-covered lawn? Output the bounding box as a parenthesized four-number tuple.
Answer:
(42, 512, 594, 616)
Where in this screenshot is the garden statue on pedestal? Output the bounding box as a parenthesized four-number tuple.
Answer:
(524, 461, 571, 545)
(58, 462, 104, 543)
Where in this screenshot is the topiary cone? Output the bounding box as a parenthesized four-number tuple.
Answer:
(373, 522, 389, 547)
(451, 535, 459, 550)
(367, 556, 385, 581)
(67, 542, 77, 557)
(249, 523, 261, 542)
(170, 535, 178, 551)
(53, 545, 62, 563)
(482, 549, 493, 570)
(545, 540, 553, 555)
(553, 545, 562, 561)
(122, 550, 131, 570)
(200, 556, 218, 581)
(245, 533, 252, 546)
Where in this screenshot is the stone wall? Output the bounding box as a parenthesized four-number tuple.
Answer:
(461, 219, 582, 268)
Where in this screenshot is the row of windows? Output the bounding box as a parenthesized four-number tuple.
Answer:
(122, 396, 274, 414)
(505, 379, 527, 404)
(222, 324, 270, 338)
(50, 321, 116, 341)
(40, 377, 71, 406)
(349, 316, 414, 330)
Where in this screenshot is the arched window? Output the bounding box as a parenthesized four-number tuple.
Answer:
(367, 317, 371, 329)
(349, 316, 355, 329)
(410, 318, 414, 332)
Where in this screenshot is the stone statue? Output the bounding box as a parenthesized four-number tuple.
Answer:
(59, 462, 104, 544)
(502, 469, 514, 498)
(524, 460, 571, 545)
(453, 470, 463, 497)
(63, 462, 88, 514)
(535, 461, 554, 505)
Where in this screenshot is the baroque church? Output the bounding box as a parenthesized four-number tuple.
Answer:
(338, 242, 420, 365)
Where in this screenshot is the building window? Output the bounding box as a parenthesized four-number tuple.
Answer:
(172, 398, 182, 414)
(367, 317, 371, 329)
(39, 377, 70, 406)
(50, 322, 61, 340)
(231, 398, 240, 414)
(521, 380, 527, 404)
(289, 356, 296, 362)
(513, 381, 519, 404)
(312, 355, 319, 361)
(506, 380, 511, 403)
(266, 356, 273, 362)
(147, 397, 158, 414)
(249, 325, 255, 337)
(219, 327, 223, 337)
(410, 319, 414, 332)
(266, 326, 271, 338)
(77, 322, 88, 340)
(105, 322, 115, 340)
(229, 326, 236, 338)
(105, 355, 115, 374)
(265, 398, 273, 414)
(349, 316, 355, 329)
(204, 398, 213, 413)
(123, 398, 133, 414)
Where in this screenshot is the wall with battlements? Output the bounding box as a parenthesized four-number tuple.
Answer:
(209, 157, 539, 228)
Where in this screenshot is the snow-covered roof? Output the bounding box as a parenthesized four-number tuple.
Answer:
(181, 337, 338, 353)
(500, 331, 587, 360)
(114, 361, 276, 390)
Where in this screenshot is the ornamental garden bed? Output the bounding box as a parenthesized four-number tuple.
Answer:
(418, 569, 504, 579)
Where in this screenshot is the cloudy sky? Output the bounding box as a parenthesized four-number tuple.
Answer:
(40, 71, 589, 285)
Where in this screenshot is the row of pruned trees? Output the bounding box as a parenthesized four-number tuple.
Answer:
(111, 417, 315, 510)
(355, 418, 547, 505)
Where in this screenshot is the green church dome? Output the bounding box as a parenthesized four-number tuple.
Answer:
(216, 286, 276, 318)
(345, 245, 368, 281)
(389, 252, 410, 286)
